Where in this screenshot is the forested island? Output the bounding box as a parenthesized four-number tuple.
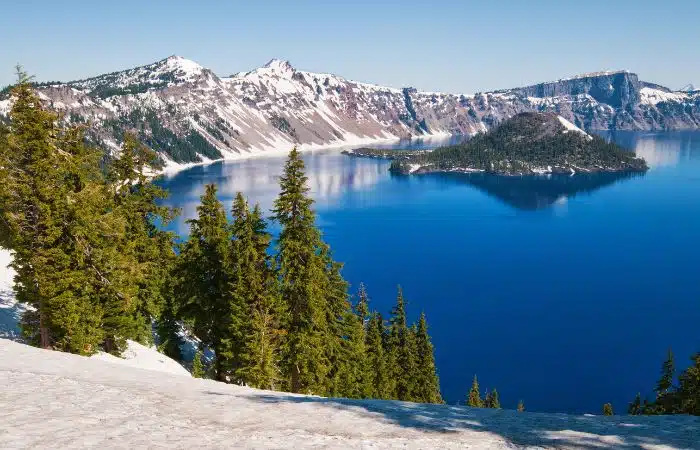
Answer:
(345, 112, 648, 176)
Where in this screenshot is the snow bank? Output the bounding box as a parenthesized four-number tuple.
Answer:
(1, 339, 698, 449)
(93, 340, 190, 377)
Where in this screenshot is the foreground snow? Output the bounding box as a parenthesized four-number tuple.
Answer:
(1, 340, 698, 449)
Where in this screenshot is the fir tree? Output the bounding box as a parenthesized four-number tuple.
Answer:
(234, 196, 284, 390)
(467, 375, 483, 407)
(355, 283, 370, 326)
(656, 349, 675, 397)
(517, 399, 525, 412)
(603, 403, 614, 416)
(412, 312, 442, 403)
(272, 148, 330, 394)
(2, 75, 104, 353)
(366, 312, 391, 399)
(676, 353, 700, 415)
(489, 388, 501, 409)
(157, 297, 183, 361)
(388, 286, 416, 401)
(175, 184, 233, 381)
(628, 393, 642, 415)
(192, 350, 205, 378)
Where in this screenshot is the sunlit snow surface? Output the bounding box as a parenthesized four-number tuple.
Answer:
(1, 339, 698, 449)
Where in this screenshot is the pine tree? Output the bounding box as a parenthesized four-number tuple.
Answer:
(234, 196, 284, 390)
(356, 283, 370, 326)
(388, 286, 416, 401)
(517, 399, 525, 412)
(175, 184, 233, 381)
(366, 312, 391, 399)
(603, 403, 614, 416)
(157, 296, 183, 361)
(628, 393, 642, 415)
(272, 148, 330, 394)
(489, 388, 501, 409)
(484, 390, 493, 408)
(192, 350, 205, 378)
(2, 75, 104, 353)
(467, 375, 483, 407)
(676, 353, 700, 415)
(412, 312, 442, 403)
(656, 349, 675, 397)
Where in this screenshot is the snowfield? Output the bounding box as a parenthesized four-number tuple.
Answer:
(1, 250, 699, 448)
(1, 340, 699, 449)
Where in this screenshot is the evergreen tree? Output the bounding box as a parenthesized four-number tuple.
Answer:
(603, 403, 614, 416)
(192, 350, 205, 378)
(412, 312, 442, 403)
(388, 286, 416, 401)
(656, 349, 675, 398)
(272, 148, 330, 394)
(355, 283, 370, 326)
(628, 393, 642, 415)
(157, 296, 183, 361)
(234, 196, 284, 390)
(467, 375, 483, 407)
(484, 390, 493, 408)
(366, 312, 391, 399)
(2, 74, 105, 353)
(517, 399, 525, 412)
(489, 388, 501, 409)
(175, 184, 233, 381)
(676, 353, 700, 415)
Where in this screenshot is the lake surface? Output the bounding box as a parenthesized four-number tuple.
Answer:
(157, 132, 700, 414)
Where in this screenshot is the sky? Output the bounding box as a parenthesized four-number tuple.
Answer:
(1, 0, 698, 93)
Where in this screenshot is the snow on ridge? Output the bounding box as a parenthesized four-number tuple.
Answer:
(557, 115, 592, 140)
(639, 87, 689, 105)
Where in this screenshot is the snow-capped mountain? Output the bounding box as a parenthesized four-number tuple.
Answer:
(2, 56, 699, 169)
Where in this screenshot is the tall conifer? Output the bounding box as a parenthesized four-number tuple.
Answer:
(272, 148, 329, 394)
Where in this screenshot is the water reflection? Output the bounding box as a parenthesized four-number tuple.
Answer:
(157, 150, 389, 235)
(598, 131, 700, 169)
(432, 171, 644, 211)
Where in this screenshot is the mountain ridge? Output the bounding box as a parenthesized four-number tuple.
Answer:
(1, 56, 698, 170)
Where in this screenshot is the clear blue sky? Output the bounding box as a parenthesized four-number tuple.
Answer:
(1, 0, 698, 93)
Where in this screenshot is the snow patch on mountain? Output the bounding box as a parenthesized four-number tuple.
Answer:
(557, 115, 592, 140)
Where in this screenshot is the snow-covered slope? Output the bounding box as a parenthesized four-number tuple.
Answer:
(3, 57, 700, 171)
(1, 339, 698, 449)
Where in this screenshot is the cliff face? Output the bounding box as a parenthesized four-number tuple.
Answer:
(510, 71, 641, 109)
(1, 57, 698, 166)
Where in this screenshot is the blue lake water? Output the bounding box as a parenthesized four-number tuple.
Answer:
(157, 132, 700, 414)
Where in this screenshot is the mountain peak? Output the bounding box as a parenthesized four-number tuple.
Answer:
(159, 55, 205, 77)
(262, 58, 295, 75)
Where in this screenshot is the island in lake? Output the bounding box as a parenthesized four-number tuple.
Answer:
(343, 112, 649, 176)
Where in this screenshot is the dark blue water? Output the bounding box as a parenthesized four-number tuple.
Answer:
(157, 132, 700, 414)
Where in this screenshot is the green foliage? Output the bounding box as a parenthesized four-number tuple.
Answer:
(174, 184, 233, 381)
(634, 350, 700, 416)
(365, 312, 391, 399)
(387, 286, 416, 401)
(628, 393, 642, 415)
(192, 350, 205, 378)
(1, 81, 176, 356)
(412, 312, 442, 404)
(467, 375, 483, 407)
(272, 147, 331, 394)
(484, 389, 500, 409)
(517, 399, 525, 412)
(603, 403, 614, 416)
